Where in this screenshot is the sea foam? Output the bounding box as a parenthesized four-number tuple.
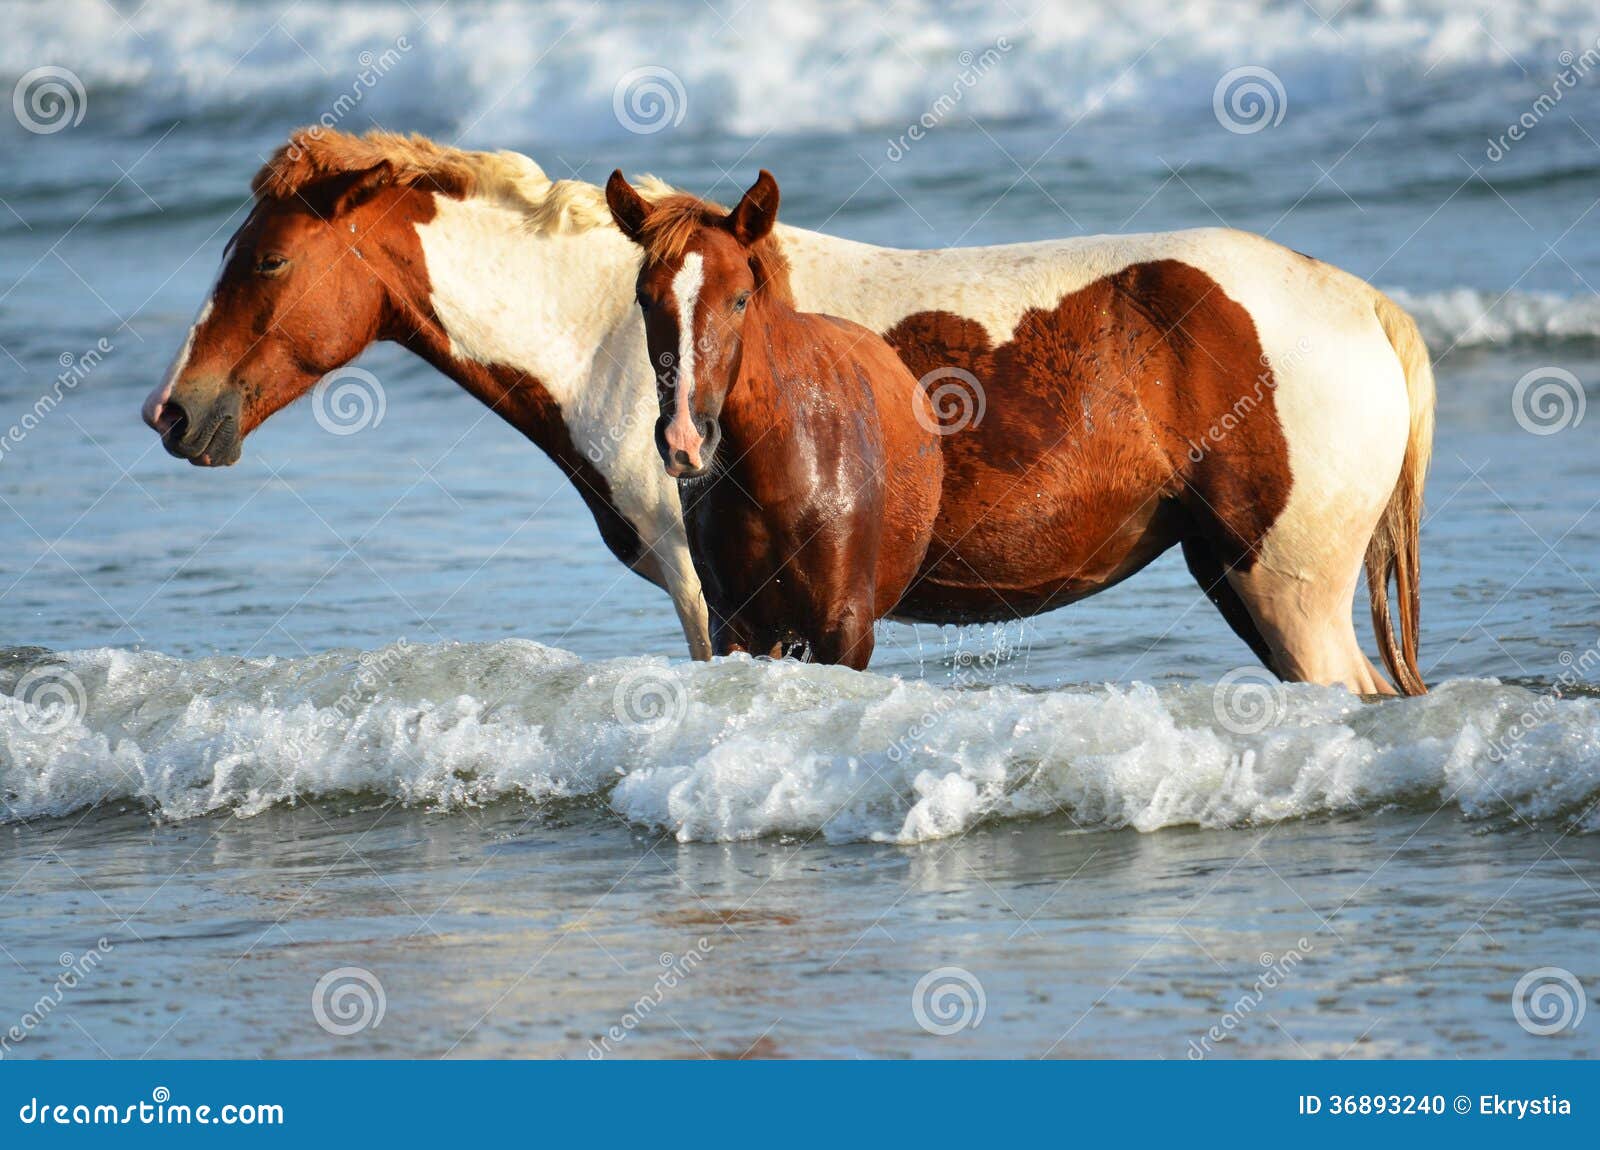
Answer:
(3, 641, 1597, 842)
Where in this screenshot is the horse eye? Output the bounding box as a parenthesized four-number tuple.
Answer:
(732, 292, 750, 312)
(255, 254, 289, 276)
(636, 294, 650, 314)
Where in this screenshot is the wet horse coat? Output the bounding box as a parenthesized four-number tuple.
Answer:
(605, 170, 943, 669)
(143, 129, 1432, 693)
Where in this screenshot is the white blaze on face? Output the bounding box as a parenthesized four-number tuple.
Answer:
(143, 296, 214, 426)
(669, 252, 704, 434)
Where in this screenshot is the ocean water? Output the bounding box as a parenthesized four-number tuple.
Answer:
(2, 0, 1600, 1058)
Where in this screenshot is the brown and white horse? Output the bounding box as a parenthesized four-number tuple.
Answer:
(606, 169, 943, 669)
(142, 128, 1432, 693)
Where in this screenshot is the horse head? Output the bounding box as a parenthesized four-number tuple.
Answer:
(141, 130, 464, 465)
(605, 169, 788, 479)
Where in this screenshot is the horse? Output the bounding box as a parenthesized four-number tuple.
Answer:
(604, 169, 943, 669)
(142, 128, 1432, 695)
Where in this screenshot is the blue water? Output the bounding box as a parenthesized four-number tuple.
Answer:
(2, 0, 1599, 1058)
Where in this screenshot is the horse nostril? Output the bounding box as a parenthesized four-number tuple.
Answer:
(163, 400, 190, 440)
(672, 449, 695, 469)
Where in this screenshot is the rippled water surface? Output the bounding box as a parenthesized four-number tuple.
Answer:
(3, 0, 1600, 1058)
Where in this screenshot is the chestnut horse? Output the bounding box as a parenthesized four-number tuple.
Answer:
(143, 129, 1432, 693)
(605, 170, 943, 668)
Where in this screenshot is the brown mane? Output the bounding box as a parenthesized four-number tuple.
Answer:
(249, 127, 680, 236)
(640, 192, 794, 305)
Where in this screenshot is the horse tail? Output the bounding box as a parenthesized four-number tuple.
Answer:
(1365, 292, 1435, 696)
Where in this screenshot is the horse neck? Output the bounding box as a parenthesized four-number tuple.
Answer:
(381, 190, 648, 458)
(719, 293, 800, 448)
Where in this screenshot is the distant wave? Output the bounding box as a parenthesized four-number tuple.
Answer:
(1389, 288, 1600, 350)
(5, 0, 1599, 140)
(3, 640, 1597, 841)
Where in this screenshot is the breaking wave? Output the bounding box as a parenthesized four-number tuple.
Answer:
(1389, 287, 1600, 351)
(5, 0, 1599, 140)
(3, 640, 1598, 842)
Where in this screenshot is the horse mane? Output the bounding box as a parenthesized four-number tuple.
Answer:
(638, 193, 794, 305)
(251, 127, 677, 235)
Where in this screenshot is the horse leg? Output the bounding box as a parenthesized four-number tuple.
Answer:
(658, 544, 713, 660)
(670, 588, 712, 661)
(809, 598, 876, 670)
(1180, 537, 1279, 675)
(1223, 553, 1396, 696)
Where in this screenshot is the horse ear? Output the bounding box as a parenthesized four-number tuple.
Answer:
(329, 161, 395, 218)
(606, 170, 649, 245)
(727, 170, 779, 245)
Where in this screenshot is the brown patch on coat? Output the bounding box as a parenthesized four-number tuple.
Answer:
(882, 259, 1292, 623)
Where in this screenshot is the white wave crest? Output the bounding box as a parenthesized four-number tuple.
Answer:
(1388, 287, 1600, 350)
(6, 0, 1599, 140)
(3, 642, 1599, 843)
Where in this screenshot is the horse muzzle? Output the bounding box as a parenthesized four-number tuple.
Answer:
(143, 387, 244, 467)
(655, 413, 721, 479)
